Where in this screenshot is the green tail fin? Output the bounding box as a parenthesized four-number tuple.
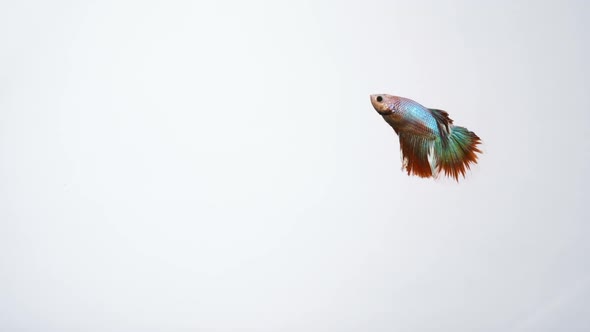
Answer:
(433, 126, 482, 181)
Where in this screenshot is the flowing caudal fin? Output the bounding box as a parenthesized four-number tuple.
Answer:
(433, 126, 482, 181)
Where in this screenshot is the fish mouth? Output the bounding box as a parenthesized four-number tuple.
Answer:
(376, 109, 393, 116)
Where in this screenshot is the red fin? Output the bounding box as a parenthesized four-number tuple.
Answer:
(398, 134, 434, 178)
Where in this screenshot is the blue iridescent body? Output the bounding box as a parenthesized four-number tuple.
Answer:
(394, 97, 440, 137)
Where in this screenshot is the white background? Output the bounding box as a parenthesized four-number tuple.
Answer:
(1, 1, 589, 331)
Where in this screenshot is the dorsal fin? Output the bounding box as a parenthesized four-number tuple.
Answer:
(428, 108, 454, 143)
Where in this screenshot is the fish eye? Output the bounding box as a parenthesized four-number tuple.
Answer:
(376, 96, 383, 102)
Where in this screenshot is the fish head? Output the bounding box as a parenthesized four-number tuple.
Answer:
(370, 94, 396, 115)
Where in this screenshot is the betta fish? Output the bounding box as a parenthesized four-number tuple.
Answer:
(370, 94, 482, 181)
